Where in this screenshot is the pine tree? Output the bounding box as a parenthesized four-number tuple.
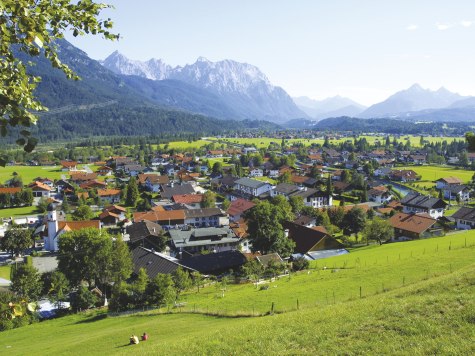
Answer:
(125, 177, 139, 207)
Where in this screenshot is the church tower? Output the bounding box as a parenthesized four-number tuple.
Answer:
(45, 205, 58, 251)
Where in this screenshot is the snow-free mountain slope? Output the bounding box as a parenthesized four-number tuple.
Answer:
(360, 84, 467, 118)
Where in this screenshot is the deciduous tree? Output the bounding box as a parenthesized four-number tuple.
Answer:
(363, 217, 394, 245)
(1, 228, 33, 257)
(0, 0, 118, 165)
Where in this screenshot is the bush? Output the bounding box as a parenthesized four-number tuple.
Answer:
(0, 319, 14, 331)
(292, 257, 309, 271)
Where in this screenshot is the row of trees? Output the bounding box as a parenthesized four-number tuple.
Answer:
(0, 189, 34, 208)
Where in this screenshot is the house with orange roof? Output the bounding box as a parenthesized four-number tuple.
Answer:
(29, 181, 52, 198)
(133, 209, 186, 227)
(60, 160, 78, 171)
(80, 180, 107, 190)
(389, 212, 442, 240)
(98, 188, 122, 204)
(172, 194, 203, 208)
(227, 198, 256, 222)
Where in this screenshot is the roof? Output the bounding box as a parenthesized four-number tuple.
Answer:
(126, 221, 163, 243)
(161, 183, 195, 199)
(227, 198, 256, 217)
(256, 253, 284, 267)
(97, 189, 121, 197)
(451, 207, 475, 222)
(70, 172, 98, 181)
(58, 220, 100, 232)
(234, 177, 268, 189)
(134, 209, 186, 223)
(104, 204, 127, 213)
(436, 176, 463, 184)
(60, 160, 77, 167)
(138, 173, 170, 185)
(184, 208, 224, 219)
(0, 187, 22, 194)
(29, 181, 52, 191)
(169, 227, 238, 249)
(172, 194, 203, 204)
(389, 212, 437, 234)
(400, 193, 447, 210)
(180, 250, 247, 274)
(273, 183, 300, 195)
(283, 221, 342, 254)
(443, 184, 469, 193)
(131, 247, 194, 279)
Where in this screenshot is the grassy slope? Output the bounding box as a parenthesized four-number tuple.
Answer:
(180, 231, 475, 314)
(1, 261, 473, 355)
(0, 232, 474, 355)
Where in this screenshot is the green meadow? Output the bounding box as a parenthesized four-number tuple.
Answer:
(180, 230, 475, 315)
(213, 135, 463, 149)
(0, 206, 39, 219)
(0, 166, 64, 185)
(398, 165, 474, 183)
(0, 231, 474, 355)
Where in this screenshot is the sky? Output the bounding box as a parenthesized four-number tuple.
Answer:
(65, 0, 475, 106)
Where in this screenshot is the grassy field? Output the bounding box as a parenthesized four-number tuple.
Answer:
(212, 135, 464, 149)
(0, 233, 473, 355)
(154, 140, 212, 151)
(398, 165, 474, 190)
(0, 166, 64, 185)
(0, 206, 39, 219)
(0, 265, 11, 280)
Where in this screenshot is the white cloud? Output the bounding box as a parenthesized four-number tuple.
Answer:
(461, 20, 473, 28)
(436, 23, 452, 30)
(406, 24, 419, 31)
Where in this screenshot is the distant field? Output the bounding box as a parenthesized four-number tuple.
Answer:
(213, 135, 463, 149)
(153, 140, 212, 151)
(1, 232, 473, 355)
(0, 166, 64, 185)
(398, 165, 474, 183)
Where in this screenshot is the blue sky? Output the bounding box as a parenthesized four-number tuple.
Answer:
(66, 1, 475, 106)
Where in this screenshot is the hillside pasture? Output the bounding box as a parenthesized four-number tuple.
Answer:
(0, 235, 473, 355)
(180, 231, 475, 315)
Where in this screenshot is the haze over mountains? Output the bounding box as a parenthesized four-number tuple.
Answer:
(293, 96, 367, 120)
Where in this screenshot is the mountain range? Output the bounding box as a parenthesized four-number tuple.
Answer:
(15, 39, 280, 143)
(294, 84, 475, 123)
(101, 51, 307, 122)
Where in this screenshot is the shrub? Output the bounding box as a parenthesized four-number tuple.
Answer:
(292, 257, 309, 271)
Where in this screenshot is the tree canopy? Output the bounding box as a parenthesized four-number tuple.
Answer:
(0, 0, 117, 164)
